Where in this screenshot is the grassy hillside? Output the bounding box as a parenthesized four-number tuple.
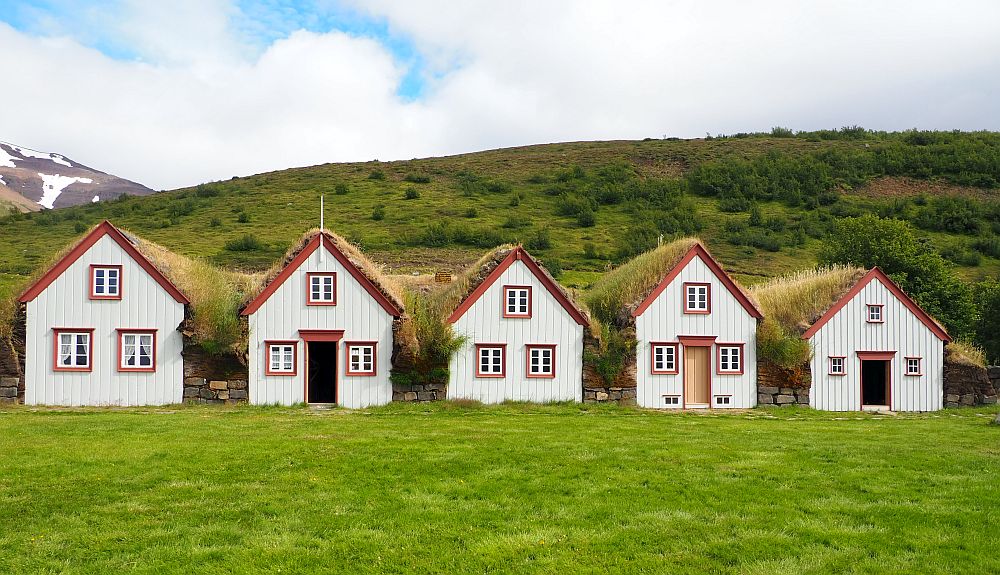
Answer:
(1, 130, 998, 303)
(1, 403, 998, 574)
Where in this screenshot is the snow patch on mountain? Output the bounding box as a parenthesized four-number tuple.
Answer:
(37, 173, 93, 209)
(0, 146, 18, 168)
(0, 175, 6, 187)
(92, 195, 99, 203)
(0, 142, 73, 168)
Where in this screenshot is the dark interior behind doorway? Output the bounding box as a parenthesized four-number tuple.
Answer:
(307, 341, 337, 403)
(861, 360, 888, 406)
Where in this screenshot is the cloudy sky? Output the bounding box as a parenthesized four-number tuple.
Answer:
(1, 1, 998, 190)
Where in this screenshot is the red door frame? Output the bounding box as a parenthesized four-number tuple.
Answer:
(300, 330, 344, 404)
(857, 351, 896, 410)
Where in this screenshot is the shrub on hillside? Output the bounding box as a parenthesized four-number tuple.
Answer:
(372, 205, 386, 221)
(334, 183, 349, 195)
(576, 209, 596, 227)
(224, 234, 263, 252)
(525, 227, 552, 251)
(404, 187, 421, 200)
(403, 173, 431, 184)
(368, 169, 386, 180)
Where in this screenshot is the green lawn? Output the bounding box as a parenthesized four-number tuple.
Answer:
(1, 403, 998, 574)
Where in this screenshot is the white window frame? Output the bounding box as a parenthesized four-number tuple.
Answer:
(867, 304, 884, 323)
(307, 273, 336, 304)
(684, 283, 710, 313)
(346, 343, 376, 376)
(267, 343, 296, 375)
(651, 343, 678, 374)
(829, 356, 846, 376)
(905, 357, 922, 376)
(91, 266, 121, 298)
(55, 331, 91, 370)
(476, 345, 505, 377)
(663, 396, 680, 406)
(119, 331, 155, 371)
(503, 286, 531, 317)
(526, 345, 555, 378)
(718, 345, 742, 374)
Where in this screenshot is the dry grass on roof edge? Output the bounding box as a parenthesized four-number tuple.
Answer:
(750, 266, 867, 335)
(247, 228, 406, 313)
(583, 237, 701, 327)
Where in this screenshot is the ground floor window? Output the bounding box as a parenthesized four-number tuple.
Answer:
(118, 330, 155, 372)
(829, 356, 846, 375)
(54, 329, 93, 372)
(905, 357, 922, 376)
(266, 341, 297, 376)
(526, 345, 555, 378)
(651, 343, 678, 374)
(717, 344, 744, 374)
(346, 342, 377, 376)
(476, 344, 506, 377)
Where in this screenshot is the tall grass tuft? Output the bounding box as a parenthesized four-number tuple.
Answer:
(946, 340, 986, 367)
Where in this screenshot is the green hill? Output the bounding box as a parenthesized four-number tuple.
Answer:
(2, 129, 999, 302)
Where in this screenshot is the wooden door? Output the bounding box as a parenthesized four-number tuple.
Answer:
(684, 346, 711, 405)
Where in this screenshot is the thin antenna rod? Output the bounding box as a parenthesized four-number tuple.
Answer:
(319, 194, 325, 262)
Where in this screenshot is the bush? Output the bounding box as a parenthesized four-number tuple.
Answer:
(584, 325, 636, 385)
(403, 173, 431, 184)
(210, 217, 222, 227)
(756, 319, 812, 368)
(576, 209, 596, 227)
(368, 169, 385, 180)
(73, 222, 87, 233)
(510, 192, 521, 207)
(372, 205, 386, 221)
(224, 234, 263, 252)
(195, 184, 219, 198)
(464, 207, 478, 218)
(542, 258, 562, 279)
(404, 187, 421, 200)
(583, 242, 599, 259)
(525, 227, 552, 251)
(334, 183, 349, 195)
(236, 212, 250, 224)
(502, 215, 532, 229)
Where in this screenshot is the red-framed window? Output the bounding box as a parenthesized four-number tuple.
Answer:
(829, 356, 846, 376)
(265, 341, 297, 376)
(650, 342, 679, 374)
(345, 342, 377, 376)
(716, 343, 744, 374)
(306, 272, 337, 305)
(683, 282, 711, 314)
(904, 356, 923, 376)
(90, 265, 123, 300)
(475, 343, 506, 378)
(503, 285, 532, 318)
(866, 304, 884, 323)
(525, 344, 556, 378)
(53, 328, 94, 372)
(117, 329, 156, 372)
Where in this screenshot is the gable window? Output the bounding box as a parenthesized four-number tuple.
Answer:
(476, 344, 506, 377)
(265, 341, 297, 376)
(905, 357, 922, 376)
(90, 265, 122, 300)
(867, 304, 884, 323)
(829, 356, 846, 376)
(118, 330, 155, 372)
(683, 282, 710, 313)
(346, 342, 377, 376)
(503, 285, 531, 318)
(717, 344, 743, 374)
(54, 329, 93, 372)
(307, 273, 336, 305)
(526, 344, 556, 378)
(651, 343, 678, 374)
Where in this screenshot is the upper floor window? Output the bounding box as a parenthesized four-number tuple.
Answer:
(503, 286, 531, 318)
(684, 282, 710, 313)
(118, 330, 155, 372)
(90, 265, 122, 300)
(54, 329, 93, 372)
(717, 344, 743, 374)
(867, 304, 884, 323)
(651, 343, 678, 374)
(307, 273, 336, 305)
(346, 342, 377, 376)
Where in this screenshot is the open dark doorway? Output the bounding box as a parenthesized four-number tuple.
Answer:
(861, 360, 889, 407)
(307, 341, 338, 404)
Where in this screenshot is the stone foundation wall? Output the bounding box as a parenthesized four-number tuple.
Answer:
(943, 362, 997, 408)
(0, 377, 19, 404)
(0, 303, 27, 404)
(183, 378, 248, 404)
(391, 381, 446, 402)
(756, 361, 811, 407)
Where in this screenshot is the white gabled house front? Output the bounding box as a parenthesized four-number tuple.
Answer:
(803, 267, 950, 412)
(18, 220, 189, 406)
(241, 231, 403, 407)
(447, 246, 589, 403)
(633, 243, 763, 409)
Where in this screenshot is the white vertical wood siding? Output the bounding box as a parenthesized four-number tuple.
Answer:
(808, 277, 944, 411)
(24, 234, 185, 405)
(247, 245, 394, 408)
(449, 261, 584, 403)
(635, 254, 757, 409)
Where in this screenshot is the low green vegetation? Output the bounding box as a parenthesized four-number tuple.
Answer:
(0, 403, 997, 574)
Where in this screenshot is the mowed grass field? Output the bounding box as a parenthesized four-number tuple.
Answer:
(1, 403, 998, 574)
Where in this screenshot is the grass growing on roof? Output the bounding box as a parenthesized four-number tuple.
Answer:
(750, 266, 865, 367)
(583, 237, 699, 326)
(946, 340, 987, 367)
(0, 403, 998, 574)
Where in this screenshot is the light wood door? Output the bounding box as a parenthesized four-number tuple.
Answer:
(684, 346, 711, 405)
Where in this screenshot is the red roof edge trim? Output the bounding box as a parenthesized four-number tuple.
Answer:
(631, 243, 763, 319)
(241, 234, 402, 317)
(447, 246, 589, 326)
(801, 267, 950, 342)
(19, 220, 189, 305)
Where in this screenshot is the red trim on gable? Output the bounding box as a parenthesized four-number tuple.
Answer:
(677, 335, 717, 347)
(242, 234, 402, 317)
(802, 268, 950, 342)
(631, 243, 762, 319)
(447, 246, 588, 326)
(20, 221, 188, 304)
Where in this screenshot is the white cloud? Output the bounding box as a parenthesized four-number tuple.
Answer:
(0, 1, 998, 190)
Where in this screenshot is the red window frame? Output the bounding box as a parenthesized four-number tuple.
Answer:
(650, 342, 679, 374)
(866, 304, 885, 324)
(715, 343, 745, 375)
(116, 328, 157, 373)
(828, 356, 847, 376)
(502, 285, 532, 318)
(344, 341, 378, 376)
(904, 356, 923, 376)
(264, 340, 298, 376)
(525, 344, 556, 379)
(305, 272, 337, 306)
(52, 328, 95, 372)
(475, 343, 507, 378)
(682, 282, 711, 314)
(89, 264, 123, 300)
